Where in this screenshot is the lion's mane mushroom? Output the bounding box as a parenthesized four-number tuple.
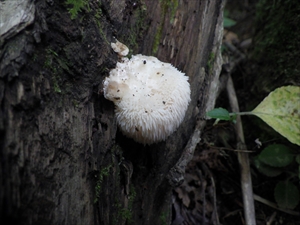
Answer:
(103, 41, 191, 144)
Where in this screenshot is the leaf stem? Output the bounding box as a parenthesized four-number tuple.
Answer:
(229, 111, 254, 116)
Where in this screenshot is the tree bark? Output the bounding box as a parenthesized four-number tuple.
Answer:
(0, 0, 224, 224)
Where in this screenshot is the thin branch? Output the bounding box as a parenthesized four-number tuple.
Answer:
(209, 146, 255, 153)
(254, 194, 300, 217)
(227, 74, 257, 225)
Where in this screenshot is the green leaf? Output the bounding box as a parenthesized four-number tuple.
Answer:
(258, 144, 294, 167)
(207, 108, 231, 120)
(274, 181, 300, 209)
(253, 156, 283, 177)
(224, 17, 237, 27)
(251, 86, 300, 146)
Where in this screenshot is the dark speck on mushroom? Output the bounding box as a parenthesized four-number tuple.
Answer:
(135, 126, 139, 131)
(163, 101, 166, 104)
(143, 60, 146, 64)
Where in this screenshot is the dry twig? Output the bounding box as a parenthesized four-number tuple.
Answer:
(226, 75, 256, 225)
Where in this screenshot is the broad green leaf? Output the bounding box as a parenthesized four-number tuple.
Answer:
(252, 86, 300, 146)
(207, 108, 231, 120)
(224, 17, 237, 27)
(258, 144, 293, 167)
(253, 156, 283, 177)
(274, 181, 299, 209)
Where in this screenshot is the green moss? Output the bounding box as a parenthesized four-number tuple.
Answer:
(207, 52, 215, 74)
(72, 99, 79, 108)
(159, 211, 168, 225)
(57, 58, 71, 74)
(94, 165, 112, 204)
(65, 0, 89, 20)
(152, 23, 164, 55)
(128, 185, 136, 209)
(43, 48, 64, 93)
(112, 184, 136, 225)
(52, 77, 62, 93)
(253, 0, 300, 90)
(93, 2, 110, 45)
(120, 2, 148, 56)
(164, 0, 179, 24)
(119, 207, 133, 223)
(152, 0, 179, 54)
(43, 47, 76, 95)
(32, 53, 38, 62)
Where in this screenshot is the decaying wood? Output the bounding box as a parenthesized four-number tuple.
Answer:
(0, 0, 224, 224)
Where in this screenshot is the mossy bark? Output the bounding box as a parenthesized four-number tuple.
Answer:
(251, 0, 300, 97)
(0, 0, 224, 224)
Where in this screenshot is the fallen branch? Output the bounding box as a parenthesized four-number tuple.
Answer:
(227, 74, 257, 225)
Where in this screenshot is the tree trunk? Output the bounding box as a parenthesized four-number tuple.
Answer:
(0, 0, 224, 224)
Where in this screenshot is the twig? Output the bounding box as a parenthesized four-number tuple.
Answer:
(196, 168, 207, 225)
(209, 146, 255, 153)
(226, 75, 256, 225)
(266, 211, 277, 225)
(196, 163, 220, 225)
(254, 194, 300, 216)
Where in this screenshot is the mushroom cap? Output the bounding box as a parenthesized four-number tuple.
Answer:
(103, 54, 191, 144)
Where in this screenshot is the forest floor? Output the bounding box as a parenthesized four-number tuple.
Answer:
(172, 1, 300, 225)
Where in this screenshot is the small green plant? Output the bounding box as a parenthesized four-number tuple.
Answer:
(94, 165, 112, 203)
(65, 0, 89, 19)
(207, 86, 300, 210)
(207, 86, 300, 145)
(253, 144, 299, 209)
(207, 52, 216, 74)
(159, 211, 168, 225)
(53, 77, 62, 93)
(223, 9, 236, 28)
(274, 180, 299, 210)
(113, 185, 136, 225)
(43, 48, 62, 93)
(119, 207, 133, 222)
(128, 185, 136, 209)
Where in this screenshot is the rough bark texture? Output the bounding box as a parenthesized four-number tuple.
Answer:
(0, 0, 224, 224)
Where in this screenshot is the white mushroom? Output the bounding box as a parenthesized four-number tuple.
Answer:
(111, 40, 129, 57)
(103, 42, 191, 144)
